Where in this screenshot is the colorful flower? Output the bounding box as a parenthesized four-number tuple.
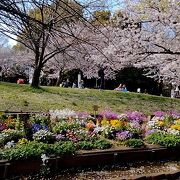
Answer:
(125, 111, 145, 123)
(99, 110, 118, 120)
(110, 120, 123, 128)
(116, 131, 132, 141)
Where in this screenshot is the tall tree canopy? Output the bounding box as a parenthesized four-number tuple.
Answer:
(0, 0, 99, 87)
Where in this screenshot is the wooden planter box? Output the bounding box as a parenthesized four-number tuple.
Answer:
(0, 147, 180, 178)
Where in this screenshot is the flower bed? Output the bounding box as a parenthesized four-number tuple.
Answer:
(0, 109, 180, 177)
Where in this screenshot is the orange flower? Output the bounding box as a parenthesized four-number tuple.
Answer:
(86, 122, 95, 130)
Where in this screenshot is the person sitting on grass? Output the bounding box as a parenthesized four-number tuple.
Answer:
(114, 84, 123, 91)
(121, 84, 128, 92)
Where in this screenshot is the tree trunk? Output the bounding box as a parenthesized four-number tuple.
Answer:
(56, 69, 63, 86)
(30, 66, 41, 87)
(98, 68, 105, 89)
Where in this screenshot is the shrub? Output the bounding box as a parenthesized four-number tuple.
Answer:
(124, 138, 144, 148)
(93, 139, 112, 149)
(0, 142, 50, 160)
(0, 129, 25, 146)
(76, 141, 94, 150)
(29, 114, 50, 126)
(146, 132, 180, 148)
(53, 141, 76, 155)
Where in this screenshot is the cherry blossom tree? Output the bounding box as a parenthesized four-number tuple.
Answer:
(0, 47, 32, 81)
(0, 0, 107, 87)
(116, 0, 180, 84)
(74, 0, 180, 86)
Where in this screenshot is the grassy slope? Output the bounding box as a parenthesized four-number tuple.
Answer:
(0, 82, 179, 114)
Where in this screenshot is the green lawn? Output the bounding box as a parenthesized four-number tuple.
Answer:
(0, 82, 179, 114)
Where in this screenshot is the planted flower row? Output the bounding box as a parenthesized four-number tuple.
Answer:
(0, 109, 179, 161)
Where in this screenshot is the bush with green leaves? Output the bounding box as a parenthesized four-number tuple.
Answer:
(93, 139, 112, 149)
(29, 114, 50, 126)
(146, 132, 180, 148)
(145, 131, 165, 145)
(0, 129, 25, 146)
(52, 141, 76, 156)
(124, 138, 144, 148)
(0, 142, 51, 160)
(76, 141, 94, 150)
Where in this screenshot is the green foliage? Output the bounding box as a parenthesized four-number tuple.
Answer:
(164, 115, 175, 127)
(30, 114, 50, 126)
(40, 164, 51, 177)
(0, 129, 25, 146)
(52, 141, 76, 155)
(146, 131, 166, 144)
(0, 141, 77, 161)
(14, 118, 25, 131)
(93, 139, 112, 149)
(0, 142, 50, 160)
(76, 141, 94, 150)
(0, 113, 7, 121)
(124, 138, 144, 148)
(146, 132, 180, 148)
(77, 139, 112, 150)
(0, 82, 179, 114)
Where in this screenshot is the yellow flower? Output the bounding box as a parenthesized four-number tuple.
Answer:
(18, 138, 29, 144)
(101, 119, 109, 126)
(170, 124, 180, 131)
(110, 120, 123, 127)
(175, 119, 180, 125)
(158, 121, 164, 127)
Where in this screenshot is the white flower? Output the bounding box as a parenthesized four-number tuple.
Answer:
(93, 126, 103, 133)
(152, 116, 164, 121)
(4, 140, 15, 149)
(33, 130, 53, 141)
(167, 128, 180, 136)
(41, 154, 49, 165)
(49, 109, 77, 120)
(146, 118, 159, 129)
(117, 113, 128, 120)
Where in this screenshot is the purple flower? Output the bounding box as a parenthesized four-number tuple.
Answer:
(99, 110, 118, 120)
(43, 125, 49, 131)
(168, 111, 180, 119)
(144, 129, 157, 137)
(32, 124, 42, 133)
(126, 111, 145, 123)
(56, 134, 65, 141)
(153, 111, 166, 118)
(32, 124, 49, 133)
(130, 121, 141, 129)
(116, 131, 132, 140)
(77, 112, 89, 119)
(0, 123, 7, 131)
(68, 137, 79, 142)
